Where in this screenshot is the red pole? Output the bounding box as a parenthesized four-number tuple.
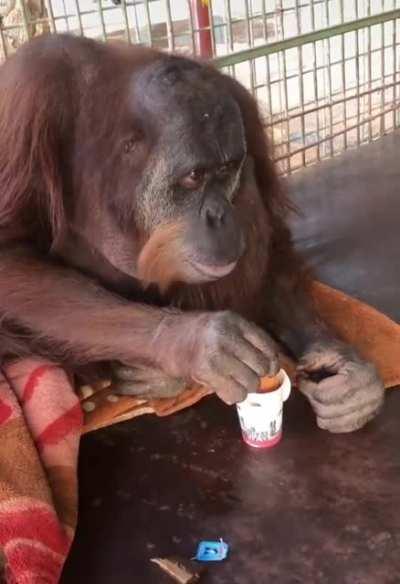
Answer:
(191, 0, 213, 59)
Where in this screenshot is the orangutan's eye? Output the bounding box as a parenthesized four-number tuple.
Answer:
(180, 168, 206, 190)
(216, 160, 240, 178)
(124, 138, 136, 153)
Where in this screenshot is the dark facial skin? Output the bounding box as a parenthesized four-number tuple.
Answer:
(130, 58, 248, 283)
(0, 33, 384, 432)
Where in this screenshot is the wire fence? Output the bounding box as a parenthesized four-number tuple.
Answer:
(0, 0, 399, 174)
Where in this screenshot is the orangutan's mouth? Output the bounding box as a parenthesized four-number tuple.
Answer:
(189, 259, 237, 279)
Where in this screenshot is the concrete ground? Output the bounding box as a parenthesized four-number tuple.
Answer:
(288, 131, 400, 322)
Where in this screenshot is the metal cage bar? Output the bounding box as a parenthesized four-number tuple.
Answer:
(0, 0, 399, 175)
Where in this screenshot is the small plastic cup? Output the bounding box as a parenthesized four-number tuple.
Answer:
(236, 369, 291, 448)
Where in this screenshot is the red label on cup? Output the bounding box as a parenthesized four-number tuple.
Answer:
(241, 431, 282, 449)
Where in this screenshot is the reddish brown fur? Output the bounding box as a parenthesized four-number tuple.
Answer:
(0, 33, 329, 378)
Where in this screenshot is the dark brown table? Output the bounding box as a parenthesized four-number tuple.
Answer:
(62, 389, 400, 584)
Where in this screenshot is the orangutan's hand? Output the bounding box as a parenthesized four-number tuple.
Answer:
(298, 343, 384, 433)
